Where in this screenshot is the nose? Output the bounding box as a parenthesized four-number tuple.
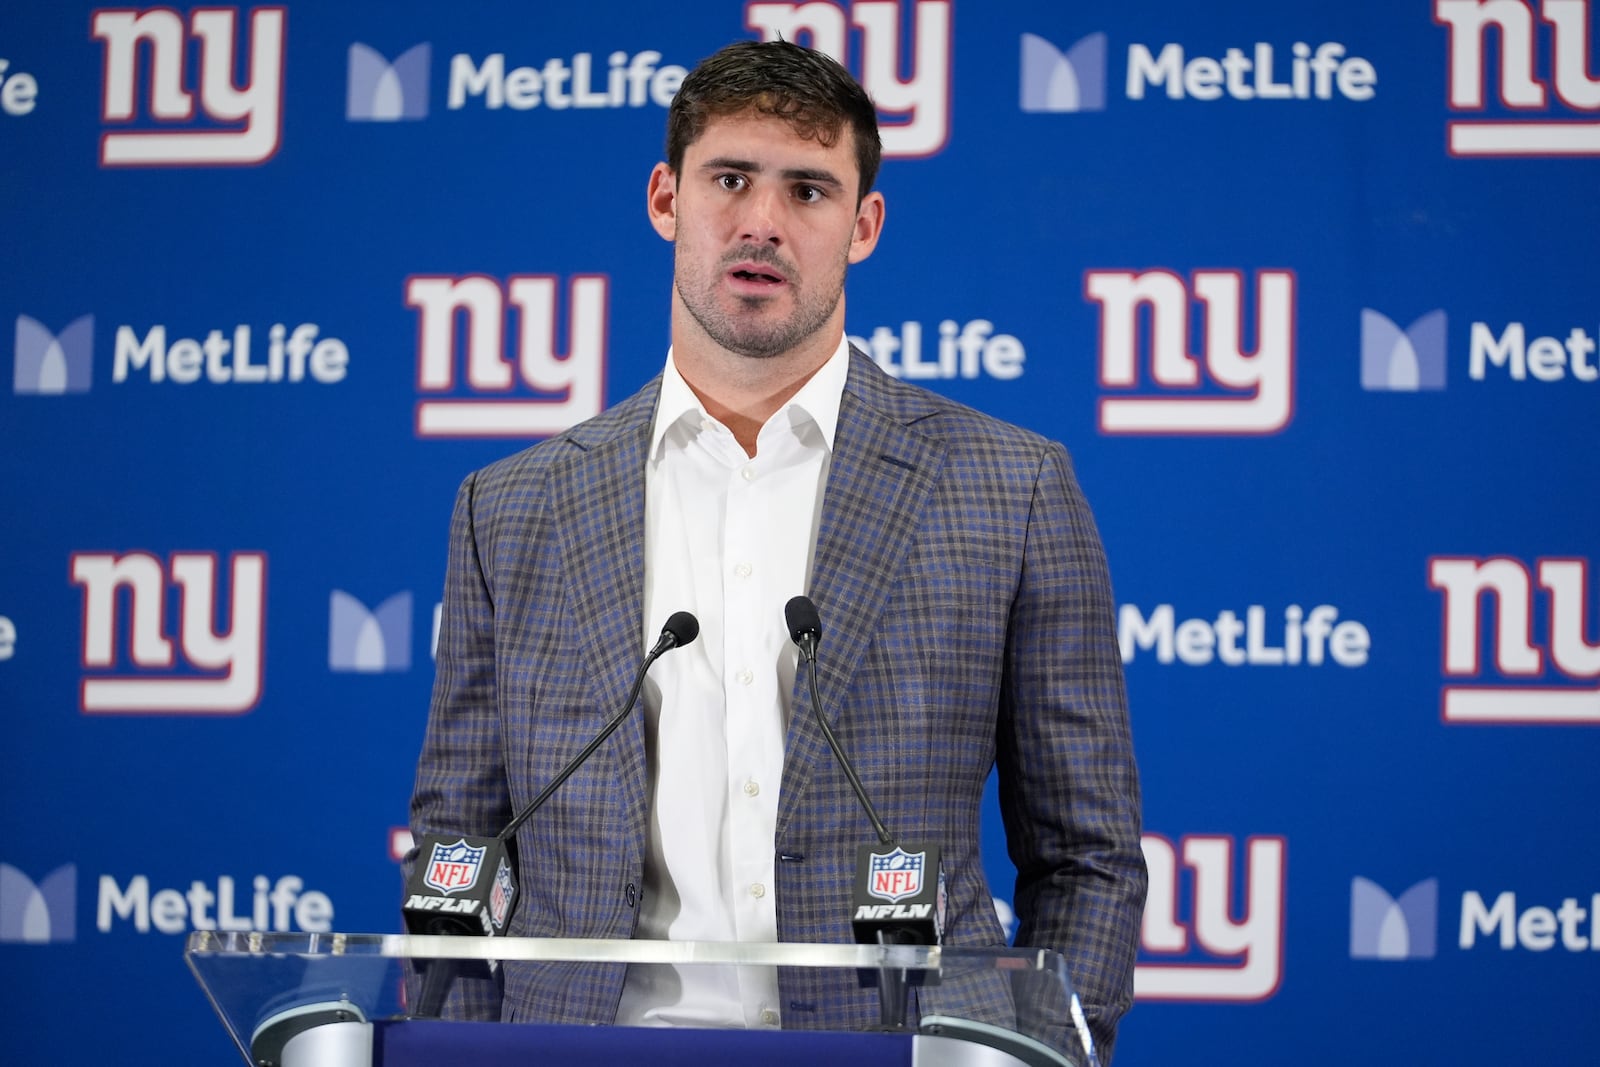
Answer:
(739, 184, 785, 246)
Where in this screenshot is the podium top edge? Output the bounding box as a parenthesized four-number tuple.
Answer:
(183, 932, 1064, 972)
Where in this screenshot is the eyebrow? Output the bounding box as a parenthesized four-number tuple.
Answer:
(699, 156, 845, 190)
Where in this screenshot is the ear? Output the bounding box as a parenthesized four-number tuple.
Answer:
(646, 163, 678, 241)
(847, 190, 885, 265)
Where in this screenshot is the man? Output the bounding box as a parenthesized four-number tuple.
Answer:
(410, 39, 1144, 1059)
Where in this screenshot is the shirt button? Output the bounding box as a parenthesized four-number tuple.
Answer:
(750, 882, 766, 898)
(743, 780, 760, 797)
(734, 562, 753, 578)
(737, 669, 754, 686)
(760, 1009, 779, 1026)
(741, 466, 756, 481)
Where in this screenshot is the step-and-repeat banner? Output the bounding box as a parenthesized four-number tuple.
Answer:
(2, 3, 1596, 1063)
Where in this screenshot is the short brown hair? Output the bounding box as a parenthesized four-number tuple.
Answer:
(665, 40, 883, 200)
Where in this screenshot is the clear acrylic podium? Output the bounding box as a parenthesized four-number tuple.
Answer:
(186, 931, 1100, 1067)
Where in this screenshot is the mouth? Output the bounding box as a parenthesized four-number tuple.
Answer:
(731, 269, 785, 284)
(726, 260, 789, 290)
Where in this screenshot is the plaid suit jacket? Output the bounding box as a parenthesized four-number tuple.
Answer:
(410, 349, 1145, 1059)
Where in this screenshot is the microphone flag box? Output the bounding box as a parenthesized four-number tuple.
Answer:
(852, 843, 943, 945)
(403, 833, 518, 938)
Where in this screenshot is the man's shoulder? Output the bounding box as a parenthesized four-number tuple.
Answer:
(846, 349, 1057, 461)
(467, 377, 660, 495)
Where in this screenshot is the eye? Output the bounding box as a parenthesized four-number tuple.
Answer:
(716, 173, 747, 191)
(794, 184, 825, 203)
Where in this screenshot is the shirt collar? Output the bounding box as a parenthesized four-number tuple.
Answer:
(649, 335, 851, 459)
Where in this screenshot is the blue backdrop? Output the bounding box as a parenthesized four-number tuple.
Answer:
(2, 2, 1597, 1063)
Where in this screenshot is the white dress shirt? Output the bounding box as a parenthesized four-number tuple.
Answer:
(615, 337, 849, 1029)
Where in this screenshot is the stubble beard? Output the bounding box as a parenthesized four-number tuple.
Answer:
(676, 244, 848, 361)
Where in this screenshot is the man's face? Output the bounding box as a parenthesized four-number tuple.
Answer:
(648, 110, 884, 361)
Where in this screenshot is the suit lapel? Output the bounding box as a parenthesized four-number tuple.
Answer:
(778, 354, 946, 838)
(539, 361, 946, 842)
(545, 382, 658, 826)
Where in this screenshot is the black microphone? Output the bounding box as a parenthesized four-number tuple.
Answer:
(783, 596, 942, 949)
(404, 611, 699, 943)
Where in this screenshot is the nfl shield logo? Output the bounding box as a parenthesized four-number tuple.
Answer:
(489, 857, 515, 929)
(424, 838, 486, 895)
(868, 847, 926, 903)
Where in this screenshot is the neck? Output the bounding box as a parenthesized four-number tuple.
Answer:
(670, 305, 843, 457)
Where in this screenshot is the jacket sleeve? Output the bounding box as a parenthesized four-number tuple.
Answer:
(406, 469, 510, 1020)
(996, 441, 1146, 1064)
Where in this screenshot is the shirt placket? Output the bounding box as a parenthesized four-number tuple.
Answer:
(722, 443, 786, 1027)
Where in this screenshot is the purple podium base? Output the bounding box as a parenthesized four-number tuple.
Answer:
(372, 1019, 915, 1066)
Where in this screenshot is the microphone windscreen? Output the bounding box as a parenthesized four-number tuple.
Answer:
(784, 595, 821, 645)
(663, 610, 700, 648)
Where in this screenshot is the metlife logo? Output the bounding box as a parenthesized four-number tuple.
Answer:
(2, 863, 337, 943)
(92, 6, 286, 167)
(346, 36, 689, 119)
(1429, 554, 1600, 724)
(1435, 0, 1600, 157)
(0, 54, 40, 117)
(1361, 307, 1597, 392)
(71, 551, 267, 715)
(12, 315, 92, 395)
(1119, 603, 1371, 667)
(98, 873, 332, 934)
(1351, 877, 1438, 960)
(849, 319, 1026, 381)
(1361, 309, 1448, 392)
(12, 315, 350, 393)
(446, 49, 688, 113)
(356, 2, 954, 157)
(0, 864, 76, 944)
(113, 321, 349, 386)
(1469, 319, 1599, 385)
(1352, 875, 1600, 956)
(347, 43, 430, 121)
(1137, 834, 1286, 1002)
(1084, 269, 1296, 435)
(329, 590, 412, 672)
(1022, 29, 1377, 112)
(1021, 33, 1106, 112)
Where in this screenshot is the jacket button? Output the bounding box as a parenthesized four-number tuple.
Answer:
(625, 882, 637, 907)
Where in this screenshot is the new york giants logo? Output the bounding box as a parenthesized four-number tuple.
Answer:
(1434, 0, 1600, 156)
(1084, 269, 1296, 435)
(1429, 555, 1600, 723)
(745, 1, 951, 156)
(1136, 834, 1286, 1001)
(70, 551, 266, 714)
(91, 6, 286, 167)
(407, 274, 607, 438)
